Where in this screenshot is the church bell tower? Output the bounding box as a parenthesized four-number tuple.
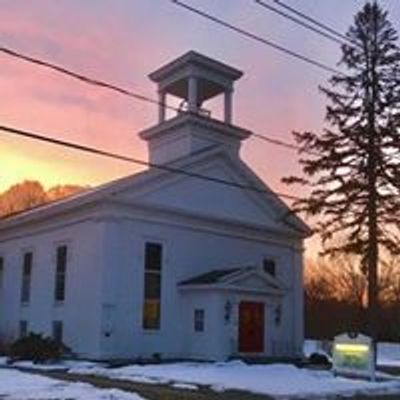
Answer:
(139, 51, 252, 164)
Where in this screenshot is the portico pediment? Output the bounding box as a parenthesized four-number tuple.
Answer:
(178, 266, 287, 296)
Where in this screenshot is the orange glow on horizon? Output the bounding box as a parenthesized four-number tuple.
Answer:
(1, 134, 146, 192)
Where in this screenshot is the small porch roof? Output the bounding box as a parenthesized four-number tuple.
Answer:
(178, 266, 287, 296)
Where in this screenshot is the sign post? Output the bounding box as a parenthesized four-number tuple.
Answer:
(332, 333, 375, 381)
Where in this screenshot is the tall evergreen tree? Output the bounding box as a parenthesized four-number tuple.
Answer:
(284, 2, 400, 343)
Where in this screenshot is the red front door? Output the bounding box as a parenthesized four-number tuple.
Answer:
(238, 301, 265, 353)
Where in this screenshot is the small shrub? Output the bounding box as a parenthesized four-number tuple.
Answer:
(10, 332, 70, 363)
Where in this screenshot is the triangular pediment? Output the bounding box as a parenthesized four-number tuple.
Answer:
(113, 149, 308, 236)
(231, 275, 276, 290)
(179, 267, 287, 296)
(224, 268, 287, 293)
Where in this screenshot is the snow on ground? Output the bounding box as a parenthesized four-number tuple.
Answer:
(0, 368, 145, 400)
(5, 359, 103, 371)
(171, 382, 199, 390)
(377, 343, 400, 367)
(303, 339, 331, 359)
(70, 360, 400, 398)
(4, 340, 400, 399)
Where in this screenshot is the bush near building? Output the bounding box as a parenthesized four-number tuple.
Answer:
(9, 332, 71, 363)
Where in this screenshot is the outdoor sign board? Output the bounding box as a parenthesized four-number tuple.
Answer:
(332, 333, 375, 381)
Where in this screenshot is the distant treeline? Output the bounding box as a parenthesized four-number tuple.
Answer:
(0, 180, 88, 217)
(305, 254, 400, 342)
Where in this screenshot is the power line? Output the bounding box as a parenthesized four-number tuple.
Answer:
(0, 124, 303, 202)
(0, 46, 180, 114)
(254, 0, 351, 47)
(171, 0, 345, 76)
(252, 132, 320, 157)
(271, 0, 356, 46)
(0, 44, 320, 157)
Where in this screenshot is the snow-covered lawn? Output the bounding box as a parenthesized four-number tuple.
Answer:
(69, 360, 400, 398)
(0, 368, 145, 400)
(4, 340, 400, 399)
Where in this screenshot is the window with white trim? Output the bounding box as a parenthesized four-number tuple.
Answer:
(194, 309, 205, 332)
(54, 245, 67, 302)
(21, 252, 33, 304)
(263, 258, 276, 277)
(142, 242, 162, 330)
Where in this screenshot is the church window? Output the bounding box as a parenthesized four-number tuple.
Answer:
(21, 252, 33, 304)
(54, 245, 68, 303)
(263, 258, 276, 276)
(143, 242, 162, 330)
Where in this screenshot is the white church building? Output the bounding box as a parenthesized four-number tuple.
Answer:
(0, 52, 311, 360)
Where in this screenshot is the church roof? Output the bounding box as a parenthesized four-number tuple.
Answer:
(179, 268, 243, 285)
(0, 146, 312, 238)
(149, 51, 243, 83)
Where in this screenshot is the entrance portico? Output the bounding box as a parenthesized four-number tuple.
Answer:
(179, 266, 288, 359)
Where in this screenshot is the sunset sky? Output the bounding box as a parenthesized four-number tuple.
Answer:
(1, 0, 399, 256)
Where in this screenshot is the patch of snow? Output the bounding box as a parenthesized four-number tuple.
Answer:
(70, 361, 400, 398)
(122, 375, 170, 385)
(303, 339, 319, 357)
(5, 358, 104, 371)
(9, 360, 69, 371)
(171, 382, 198, 390)
(0, 368, 146, 400)
(378, 343, 400, 368)
(61, 359, 106, 373)
(303, 339, 331, 359)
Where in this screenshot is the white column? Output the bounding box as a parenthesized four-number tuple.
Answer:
(158, 90, 166, 123)
(224, 87, 233, 124)
(188, 76, 198, 113)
